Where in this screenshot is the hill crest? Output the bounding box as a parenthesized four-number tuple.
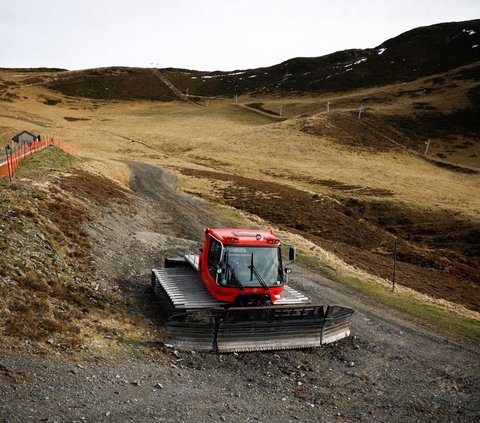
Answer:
(39, 19, 480, 100)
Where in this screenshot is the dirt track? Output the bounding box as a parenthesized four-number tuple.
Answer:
(128, 162, 224, 240)
(1, 163, 479, 422)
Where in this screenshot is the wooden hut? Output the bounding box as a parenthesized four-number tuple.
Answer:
(11, 130, 37, 147)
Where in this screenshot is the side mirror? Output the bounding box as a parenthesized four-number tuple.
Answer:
(288, 246, 297, 262)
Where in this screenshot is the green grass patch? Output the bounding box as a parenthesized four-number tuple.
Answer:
(297, 251, 326, 268)
(295, 251, 479, 341)
(208, 203, 256, 228)
(16, 146, 78, 176)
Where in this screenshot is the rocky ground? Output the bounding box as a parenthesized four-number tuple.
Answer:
(1, 163, 479, 422)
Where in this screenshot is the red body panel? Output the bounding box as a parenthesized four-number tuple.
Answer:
(207, 228, 282, 246)
(199, 228, 285, 303)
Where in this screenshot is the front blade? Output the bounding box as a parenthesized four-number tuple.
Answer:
(164, 305, 354, 353)
(321, 305, 354, 344)
(165, 311, 217, 352)
(216, 305, 354, 353)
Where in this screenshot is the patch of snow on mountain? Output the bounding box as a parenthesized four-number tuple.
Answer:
(377, 48, 387, 55)
(463, 29, 477, 36)
(354, 58, 367, 65)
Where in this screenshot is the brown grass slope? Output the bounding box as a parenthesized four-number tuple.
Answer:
(47, 67, 178, 101)
(177, 166, 479, 313)
(39, 19, 480, 165)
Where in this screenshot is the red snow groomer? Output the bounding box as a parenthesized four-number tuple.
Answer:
(151, 228, 354, 353)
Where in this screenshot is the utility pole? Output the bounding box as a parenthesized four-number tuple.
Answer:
(358, 106, 364, 119)
(235, 94, 238, 103)
(424, 139, 431, 155)
(326, 101, 330, 113)
(186, 88, 189, 97)
(392, 239, 398, 292)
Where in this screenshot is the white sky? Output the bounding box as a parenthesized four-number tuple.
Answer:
(1, 0, 479, 71)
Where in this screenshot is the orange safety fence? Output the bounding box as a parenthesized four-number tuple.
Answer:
(0, 160, 10, 179)
(55, 139, 80, 156)
(0, 136, 79, 180)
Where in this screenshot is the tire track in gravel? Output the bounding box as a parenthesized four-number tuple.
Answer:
(128, 161, 224, 241)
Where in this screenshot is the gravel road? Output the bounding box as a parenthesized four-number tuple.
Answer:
(1, 163, 478, 423)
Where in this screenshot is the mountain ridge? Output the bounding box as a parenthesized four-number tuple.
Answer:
(40, 18, 480, 100)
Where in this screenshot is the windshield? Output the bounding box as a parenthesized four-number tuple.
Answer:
(219, 246, 284, 288)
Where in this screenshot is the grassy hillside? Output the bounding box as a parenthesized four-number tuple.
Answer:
(0, 148, 133, 349)
(48, 67, 178, 101)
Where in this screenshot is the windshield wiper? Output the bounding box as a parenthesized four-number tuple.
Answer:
(248, 253, 269, 290)
(225, 252, 244, 290)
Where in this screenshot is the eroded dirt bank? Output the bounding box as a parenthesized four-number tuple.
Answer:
(1, 163, 479, 423)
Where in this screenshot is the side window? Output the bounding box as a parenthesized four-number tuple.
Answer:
(208, 238, 222, 279)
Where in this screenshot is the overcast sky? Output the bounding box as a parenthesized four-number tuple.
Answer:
(1, 0, 479, 71)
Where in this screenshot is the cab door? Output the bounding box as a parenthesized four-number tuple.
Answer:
(200, 235, 223, 292)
